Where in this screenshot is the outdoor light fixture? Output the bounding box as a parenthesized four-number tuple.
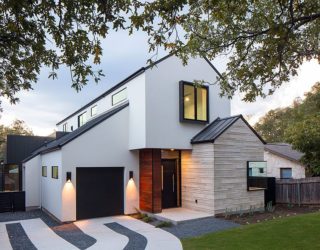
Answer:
(66, 172, 72, 182)
(129, 171, 134, 180)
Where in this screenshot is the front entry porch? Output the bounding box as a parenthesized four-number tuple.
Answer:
(153, 207, 212, 225)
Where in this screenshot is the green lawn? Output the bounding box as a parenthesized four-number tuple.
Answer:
(182, 212, 320, 250)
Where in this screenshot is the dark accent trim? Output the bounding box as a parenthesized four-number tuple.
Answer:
(111, 87, 127, 106)
(56, 54, 174, 126)
(105, 222, 148, 250)
(52, 166, 58, 179)
(179, 81, 209, 124)
(203, 57, 224, 79)
(6, 223, 37, 250)
(56, 69, 144, 126)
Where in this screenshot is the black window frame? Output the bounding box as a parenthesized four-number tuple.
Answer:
(179, 81, 209, 123)
(78, 112, 87, 127)
(280, 168, 292, 179)
(42, 166, 47, 177)
(112, 88, 127, 106)
(52, 166, 59, 179)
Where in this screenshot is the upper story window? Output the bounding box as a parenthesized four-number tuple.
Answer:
(91, 105, 97, 117)
(62, 123, 67, 132)
(78, 112, 87, 127)
(52, 166, 58, 179)
(180, 81, 209, 123)
(112, 88, 127, 106)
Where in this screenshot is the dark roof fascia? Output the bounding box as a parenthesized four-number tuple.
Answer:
(264, 147, 304, 165)
(56, 68, 144, 125)
(57, 53, 218, 126)
(191, 115, 266, 145)
(23, 102, 129, 163)
(203, 57, 223, 79)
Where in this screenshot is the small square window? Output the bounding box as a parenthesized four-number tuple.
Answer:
(259, 168, 264, 174)
(52, 166, 58, 179)
(280, 168, 292, 179)
(42, 166, 47, 177)
(91, 105, 97, 117)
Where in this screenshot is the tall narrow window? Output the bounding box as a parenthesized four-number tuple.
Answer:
(180, 81, 209, 123)
(91, 105, 97, 117)
(62, 123, 67, 132)
(78, 112, 87, 127)
(52, 166, 58, 179)
(112, 88, 127, 106)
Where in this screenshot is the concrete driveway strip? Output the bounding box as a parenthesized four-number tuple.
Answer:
(0, 223, 12, 250)
(19, 218, 78, 250)
(114, 216, 183, 250)
(75, 219, 129, 250)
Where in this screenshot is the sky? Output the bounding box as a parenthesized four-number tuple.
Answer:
(1, 29, 319, 136)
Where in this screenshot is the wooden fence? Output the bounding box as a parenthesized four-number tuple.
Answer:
(276, 177, 320, 205)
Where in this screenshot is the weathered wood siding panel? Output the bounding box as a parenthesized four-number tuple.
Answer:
(213, 119, 264, 214)
(181, 144, 215, 214)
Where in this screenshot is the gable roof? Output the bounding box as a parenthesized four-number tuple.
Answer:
(23, 102, 129, 163)
(191, 115, 266, 144)
(57, 54, 222, 125)
(265, 143, 304, 164)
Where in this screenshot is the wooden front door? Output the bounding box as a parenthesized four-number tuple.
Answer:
(162, 160, 178, 208)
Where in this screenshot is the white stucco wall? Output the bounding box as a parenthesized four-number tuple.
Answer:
(145, 55, 231, 149)
(265, 151, 306, 179)
(41, 150, 63, 220)
(23, 155, 41, 208)
(61, 106, 139, 222)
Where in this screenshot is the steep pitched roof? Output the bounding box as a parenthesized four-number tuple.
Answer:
(265, 143, 304, 164)
(23, 102, 129, 163)
(191, 115, 265, 144)
(57, 54, 222, 125)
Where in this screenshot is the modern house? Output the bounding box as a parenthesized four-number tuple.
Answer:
(20, 54, 266, 222)
(264, 143, 306, 179)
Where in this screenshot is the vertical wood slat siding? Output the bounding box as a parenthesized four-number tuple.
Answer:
(213, 119, 265, 214)
(139, 149, 162, 213)
(276, 177, 320, 205)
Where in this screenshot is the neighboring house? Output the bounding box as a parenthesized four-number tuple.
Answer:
(264, 143, 306, 179)
(16, 54, 266, 222)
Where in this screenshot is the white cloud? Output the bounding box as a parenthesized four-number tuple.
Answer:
(231, 59, 320, 125)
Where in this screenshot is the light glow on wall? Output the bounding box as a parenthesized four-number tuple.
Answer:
(126, 178, 138, 204)
(62, 182, 75, 206)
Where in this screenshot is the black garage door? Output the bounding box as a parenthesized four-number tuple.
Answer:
(76, 167, 124, 220)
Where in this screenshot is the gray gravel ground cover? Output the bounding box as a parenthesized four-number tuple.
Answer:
(106, 222, 148, 250)
(0, 209, 96, 250)
(161, 217, 240, 239)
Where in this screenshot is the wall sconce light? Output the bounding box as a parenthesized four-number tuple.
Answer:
(66, 172, 72, 182)
(129, 171, 134, 180)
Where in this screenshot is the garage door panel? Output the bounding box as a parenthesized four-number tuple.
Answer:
(76, 167, 124, 220)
